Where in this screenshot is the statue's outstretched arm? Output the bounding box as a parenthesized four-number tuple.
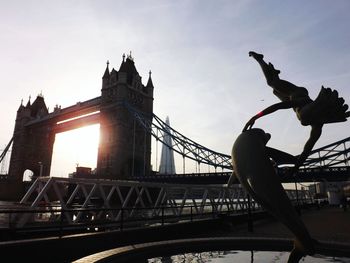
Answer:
(294, 124, 323, 171)
(243, 101, 293, 131)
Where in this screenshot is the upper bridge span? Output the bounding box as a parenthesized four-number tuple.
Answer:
(25, 96, 102, 127)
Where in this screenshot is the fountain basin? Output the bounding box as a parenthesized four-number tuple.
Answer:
(73, 237, 350, 263)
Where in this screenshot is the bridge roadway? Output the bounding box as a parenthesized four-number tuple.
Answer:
(0, 205, 349, 262)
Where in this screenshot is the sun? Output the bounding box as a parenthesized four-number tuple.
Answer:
(50, 124, 100, 177)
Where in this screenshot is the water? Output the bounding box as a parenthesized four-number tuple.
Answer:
(148, 251, 350, 263)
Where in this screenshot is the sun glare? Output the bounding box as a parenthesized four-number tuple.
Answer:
(50, 124, 100, 177)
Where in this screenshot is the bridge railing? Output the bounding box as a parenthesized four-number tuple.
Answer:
(0, 202, 255, 238)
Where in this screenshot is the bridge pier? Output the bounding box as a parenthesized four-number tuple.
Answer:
(0, 179, 25, 201)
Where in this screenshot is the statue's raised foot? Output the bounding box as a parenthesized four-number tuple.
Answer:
(248, 51, 264, 60)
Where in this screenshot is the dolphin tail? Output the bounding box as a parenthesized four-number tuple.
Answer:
(287, 246, 305, 263)
(288, 238, 317, 263)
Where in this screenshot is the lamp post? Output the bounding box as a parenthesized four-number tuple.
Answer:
(294, 175, 301, 215)
(38, 162, 43, 177)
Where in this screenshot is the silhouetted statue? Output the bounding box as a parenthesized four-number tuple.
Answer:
(232, 128, 314, 263)
(244, 51, 350, 173)
(232, 52, 350, 262)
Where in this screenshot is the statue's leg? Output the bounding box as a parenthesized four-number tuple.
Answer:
(249, 51, 280, 86)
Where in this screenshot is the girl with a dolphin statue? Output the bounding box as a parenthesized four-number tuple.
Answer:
(231, 51, 350, 262)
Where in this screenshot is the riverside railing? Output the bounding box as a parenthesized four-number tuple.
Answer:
(0, 202, 262, 238)
(16, 177, 260, 227)
(1, 177, 314, 230)
(0, 193, 314, 241)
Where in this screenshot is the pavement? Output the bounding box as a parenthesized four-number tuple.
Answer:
(217, 205, 350, 244)
(2, 204, 349, 262)
(73, 206, 350, 262)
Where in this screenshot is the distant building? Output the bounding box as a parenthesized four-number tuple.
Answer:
(309, 181, 350, 205)
(69, 166, 94, 179)
(159, 117, 176, 174)
(344, 183, 350, 197)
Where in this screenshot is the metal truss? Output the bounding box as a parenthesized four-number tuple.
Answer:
(302, 137, 350, 168)
(124, 102, 232, 170)
(15, 177, 313, 228)
(285, 188, 313, 205)
(17, 177, 260, 227)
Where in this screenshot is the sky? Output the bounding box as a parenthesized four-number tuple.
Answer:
(1, 0, 350, 177)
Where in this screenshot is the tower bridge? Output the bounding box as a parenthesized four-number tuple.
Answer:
(0, 54, 154, 200)
(0, 54, 349, 201)
(0, 55, 349, 262)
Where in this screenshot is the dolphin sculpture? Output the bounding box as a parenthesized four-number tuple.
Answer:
(231, 128, 315, 263)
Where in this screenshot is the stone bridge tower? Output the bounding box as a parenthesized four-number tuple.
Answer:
(7, 95, 55, 198)
(9, 96, 55, 179)
(2, 53, 154, 200)
(97, 54, 154, 179)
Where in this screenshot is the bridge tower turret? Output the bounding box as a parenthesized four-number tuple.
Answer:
(146, 70, 154, 98)
(102, 60, 110, 89)
(97, 53, 154, 180)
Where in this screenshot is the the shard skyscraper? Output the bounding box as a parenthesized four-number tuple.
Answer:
(159, 116, 176, 174)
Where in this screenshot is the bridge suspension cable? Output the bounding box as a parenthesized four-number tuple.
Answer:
(1, 101, 348, 178)
(124, 101, 350, 171)
(123, 102, 232, 170)
(0, 137, 13, 165)
(302, 137, 350, 168)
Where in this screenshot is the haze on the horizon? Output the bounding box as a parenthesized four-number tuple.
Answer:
(1, 1, 350, 177)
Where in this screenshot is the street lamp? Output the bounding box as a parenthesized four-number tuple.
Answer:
(38, 162, 43, 177)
